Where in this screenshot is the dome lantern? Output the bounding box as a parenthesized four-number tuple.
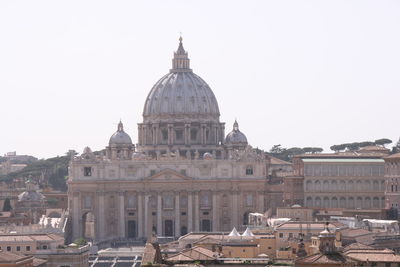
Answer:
(171, 36, 191, 73)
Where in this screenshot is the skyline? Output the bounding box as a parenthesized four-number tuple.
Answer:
(1, 0, 399, 159)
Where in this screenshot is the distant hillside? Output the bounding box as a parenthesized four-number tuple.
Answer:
(0, 155, 70, 191)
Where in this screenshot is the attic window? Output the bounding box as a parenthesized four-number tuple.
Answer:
(246, 166, 253, 175)
(84, 167, 92, 177)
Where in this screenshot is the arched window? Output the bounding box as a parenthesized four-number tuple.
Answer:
(315, 180, 321, 191)
(331, 197, 338, 208)
(348, 197, 355, 209)
(323, 197, 330, 208)
(306, 197, 313, 207)
(373, 197, 380, 208)
(306, 181, 312, 192)
(356, 197, 362, 209)
(315, 197, 321, 207)
(364, 197, 371, 209)
(339, 197, 346, 208)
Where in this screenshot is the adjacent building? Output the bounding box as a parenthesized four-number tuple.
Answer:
(293, 149, 388, 210)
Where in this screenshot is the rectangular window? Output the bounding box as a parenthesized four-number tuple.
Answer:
(7, 246, 11, 251)
(127, 196, 136, 209)
(16, 246, 20, 251)
(26, 246, 30, 251)
(175, 130, 183, 140)
(246, 166, 254, 175)
(279, 233, 284, 238)
(84, 167, 92, 176)
(84, 196, 92, 209)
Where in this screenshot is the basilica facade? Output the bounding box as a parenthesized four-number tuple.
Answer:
(67, 38, 282, 242)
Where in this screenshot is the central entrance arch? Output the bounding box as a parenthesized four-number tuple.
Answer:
(164, 220, 174, 236)
(127, 220, 137, 238)
(82, 212, 95, 241)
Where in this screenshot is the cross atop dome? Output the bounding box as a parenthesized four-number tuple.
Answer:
(171, 36, 191, 72)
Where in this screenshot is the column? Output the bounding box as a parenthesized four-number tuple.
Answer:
(257, 192, 265, 213)
(154, 124, 159, 144)
(152, 125, 156, 145)
(144, 194, 149, 239)
(184, 124, 190, 145)
(118, 192, 125, 238)
(232, 191, 239, 228)
(188, 193, 193, 232)
(72, 192, 80, 241)
(200, 124, 205, 145)
(194, 192, 200, 231)
(212, 192, 218, 231)
(138, 193, 143, 238)
(143, 125, 147, 145)
(98, 192, 105, 240)
(157, 194, 162, 236)
(168, 124, 173, 145)
(175, 193, 180, 237)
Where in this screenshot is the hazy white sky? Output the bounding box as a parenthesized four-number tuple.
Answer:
(1, 0, 399, 159)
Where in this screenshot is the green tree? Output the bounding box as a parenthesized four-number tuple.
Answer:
(374, 138, 392, 147)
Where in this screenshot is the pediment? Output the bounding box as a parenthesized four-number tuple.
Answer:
(144, 168, 192, 181)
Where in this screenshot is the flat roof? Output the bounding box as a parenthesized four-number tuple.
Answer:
(302, 158, 384, 163)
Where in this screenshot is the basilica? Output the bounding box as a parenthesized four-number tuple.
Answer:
(67, 38, 282, 242)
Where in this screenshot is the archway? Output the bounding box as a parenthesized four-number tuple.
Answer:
(201, 219, 211, 232)
(164, 220, 174, 237)
(127, 220, 137, 238)
(82, 212, 95, 240)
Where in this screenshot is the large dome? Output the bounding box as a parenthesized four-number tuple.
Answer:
(143, 38, 220, 122)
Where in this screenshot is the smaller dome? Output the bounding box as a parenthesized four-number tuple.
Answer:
(18, 181, 45, 202)
(109, 121, 132, 145)
(18, 191, 46, 202)
(132, 152, 146, 160)
(203, 152, 213, 160)
(225, 120, 248, 145)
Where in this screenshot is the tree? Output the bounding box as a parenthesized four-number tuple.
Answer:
(358, 141, 375, 148)
(269, 144, 285, 154)
(345, 143, 360, 151)
(310, 147, 323, 153)
(3, 198, 12, 211)
(374, 138, 392, 147)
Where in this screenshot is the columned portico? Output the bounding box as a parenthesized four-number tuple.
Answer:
(138, 193, 143, 238)
(97, 192, 105, 241)
(157, 194, 162, 236)
(175, 193, 180, 237)
(232, 191, 239, 228)
(118, 192, 125, 237)
(212, 192, 218, 231)
(194, 192, 200, 231)
(144, 194, 149, 239)
(187, 193, 193, 232)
